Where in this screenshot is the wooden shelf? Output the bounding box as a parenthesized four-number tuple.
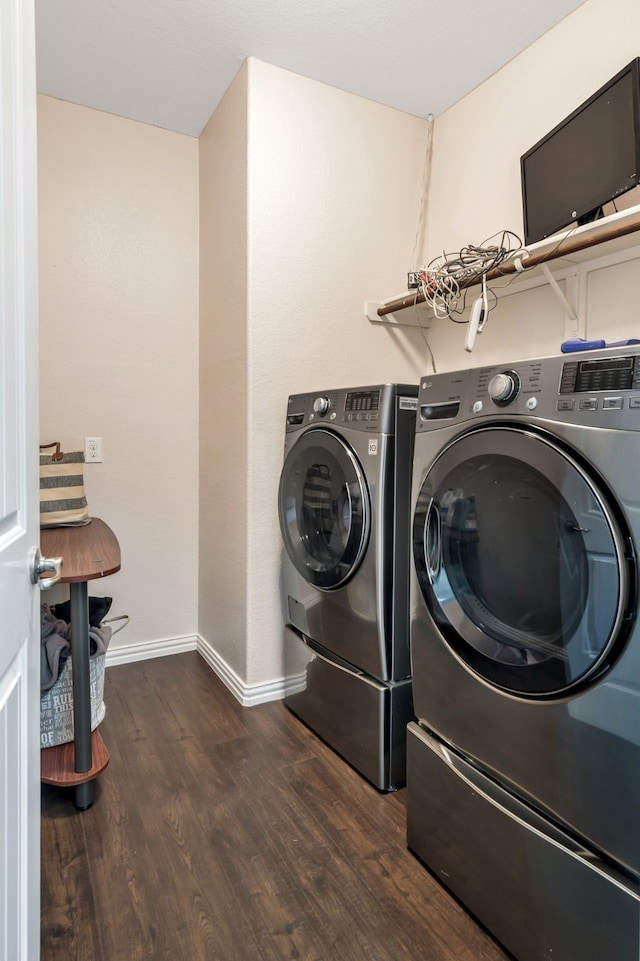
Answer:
(41, 729, 110, 786)
(40, 517, 121, 583)
(373, 204, 640, 320)
(39, 517, 120, 808)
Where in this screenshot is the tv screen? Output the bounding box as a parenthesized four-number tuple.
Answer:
(521, 59, 640, 245)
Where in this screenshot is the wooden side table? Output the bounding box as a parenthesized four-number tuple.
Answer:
(40, 518, 120, 809)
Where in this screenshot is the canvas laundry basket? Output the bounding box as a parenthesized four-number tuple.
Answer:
(40, 602, 128, 749)
(40, 653, 106, 749)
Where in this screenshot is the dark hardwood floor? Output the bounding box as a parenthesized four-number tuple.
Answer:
(41, 651, 512, 961)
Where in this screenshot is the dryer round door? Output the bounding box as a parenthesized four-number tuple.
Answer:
(413, 425, 635, 696)
(279, 428, 371, 590)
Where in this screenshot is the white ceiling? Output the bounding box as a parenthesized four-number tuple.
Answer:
(35, 0, 587, 138)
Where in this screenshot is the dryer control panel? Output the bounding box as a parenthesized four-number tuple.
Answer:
(286, 383, 417, 435)
(417, 345, 640, 432)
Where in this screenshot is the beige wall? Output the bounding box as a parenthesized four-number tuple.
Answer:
(430, 0, 640, 256)
(38, 96, 200, 655)
(198, 64, 249, 683)
(197, 58, 432, 695)
(420, 0, 640, 370)
(244, 59, 431, 688)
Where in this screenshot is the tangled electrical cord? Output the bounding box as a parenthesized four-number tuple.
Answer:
(415, 230, 524, 320)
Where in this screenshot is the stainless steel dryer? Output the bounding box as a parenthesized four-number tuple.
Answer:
(407, 347, 640, 961)
(278, 383, 417, 790)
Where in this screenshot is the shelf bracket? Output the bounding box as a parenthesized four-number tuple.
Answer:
(538, 262, 580, 339)
(365, 301, 384, 323)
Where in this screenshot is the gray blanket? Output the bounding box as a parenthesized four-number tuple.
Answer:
(40, 603, 111, 694)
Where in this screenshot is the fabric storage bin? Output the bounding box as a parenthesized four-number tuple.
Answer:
(40, 652, 106, 749)
(40, 599, 128, 750)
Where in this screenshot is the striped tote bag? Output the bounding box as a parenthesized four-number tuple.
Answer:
(39, 442, 90, 527)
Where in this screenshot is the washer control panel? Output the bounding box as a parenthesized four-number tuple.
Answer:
(417, 346, 640, 432)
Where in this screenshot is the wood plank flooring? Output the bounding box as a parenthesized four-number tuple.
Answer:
(40, 652, 513, 961)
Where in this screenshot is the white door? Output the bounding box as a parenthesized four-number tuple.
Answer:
(1, 0, 41, 959)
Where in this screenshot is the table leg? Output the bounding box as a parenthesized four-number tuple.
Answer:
(69, 580, 94, 809)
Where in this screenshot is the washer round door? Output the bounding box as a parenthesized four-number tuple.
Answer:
(279, 428, 371, 590)
(413, 425, 635, 697)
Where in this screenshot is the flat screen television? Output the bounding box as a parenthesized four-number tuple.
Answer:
(521, 58, 640, 245)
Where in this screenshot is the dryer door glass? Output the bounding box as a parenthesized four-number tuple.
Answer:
(279, 428, 371, 590)
(413, 425, 633, 696)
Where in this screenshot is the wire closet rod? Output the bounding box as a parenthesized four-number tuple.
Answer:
(377, 206, 640, 318)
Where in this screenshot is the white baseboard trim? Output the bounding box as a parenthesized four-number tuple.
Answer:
(103, 633, 304, 707)
(196, 634, 304, 707)
(105, 634, 198, 667)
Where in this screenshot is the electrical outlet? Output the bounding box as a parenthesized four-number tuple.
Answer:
(407, 271, 422, 289)
(85, 437, 103, 463)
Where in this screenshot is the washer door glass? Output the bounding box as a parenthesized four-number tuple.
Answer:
(279, 428, 371, 590)
(413, 425, 633, 696)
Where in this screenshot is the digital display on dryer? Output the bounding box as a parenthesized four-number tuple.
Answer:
(345, 390, 381, 411)
(560, 355, 640, 393)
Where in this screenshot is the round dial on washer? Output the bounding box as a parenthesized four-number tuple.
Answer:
(488, 371, 520, 406)
(313, 396, 330, 415)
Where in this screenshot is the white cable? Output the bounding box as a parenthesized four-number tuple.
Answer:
(415, 230, 523, 321)
(511, 248, 531, 272)
(411, 295, 438, 373)
(409, 115, 434, 271)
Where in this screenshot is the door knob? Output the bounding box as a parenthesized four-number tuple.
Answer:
(31, 547, 63, 590)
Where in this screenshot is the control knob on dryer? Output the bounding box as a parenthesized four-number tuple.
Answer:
(313, 396, 330, 415)
(488, 371, 520, 405)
